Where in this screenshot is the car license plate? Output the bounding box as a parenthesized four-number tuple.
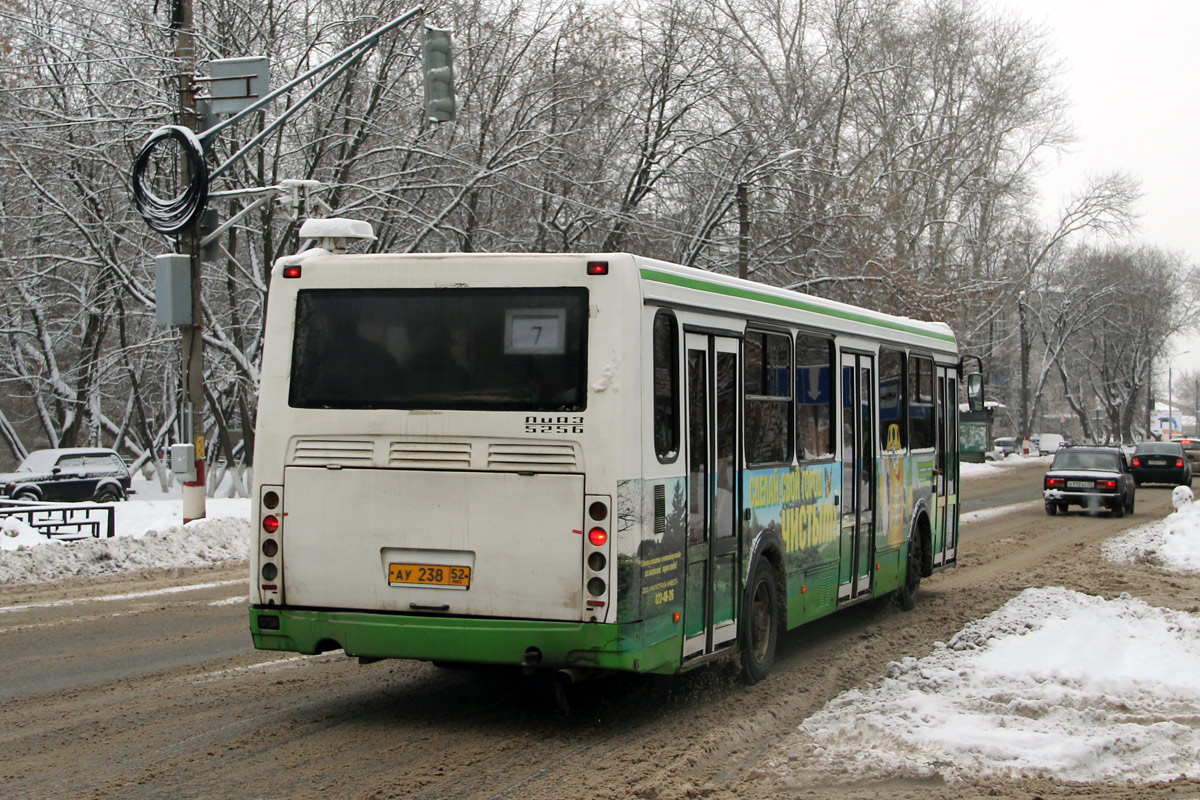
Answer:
(388, 563, 471, 589)
(1066, 480, 1092, 489)
(1148, 458, 1166, 465)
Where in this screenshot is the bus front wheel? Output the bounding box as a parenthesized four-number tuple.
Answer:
(740, 557, 779, 685)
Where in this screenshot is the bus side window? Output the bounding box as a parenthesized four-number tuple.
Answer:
(879, 348, 906, 453)
(796, 333, 834, 460)
(744, 330, 793, 466)
(652, 310, 679, 462)
(909, 355, 935, 449)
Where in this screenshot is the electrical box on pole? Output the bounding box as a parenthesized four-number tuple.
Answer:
(422, 25, 456, 123)
(170, 443, 197, 482)
(155, 254, 193, 325)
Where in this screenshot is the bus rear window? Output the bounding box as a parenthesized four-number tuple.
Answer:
(289, 288, 588, 411)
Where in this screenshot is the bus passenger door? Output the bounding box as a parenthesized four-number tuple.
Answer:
(933, 367, 958, 566)
(682, 333, 740, 660)
(838, 352, 875, 601)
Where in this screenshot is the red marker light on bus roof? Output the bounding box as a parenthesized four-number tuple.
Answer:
(282, 265, 302, 279)
(586, 261, 608, 276)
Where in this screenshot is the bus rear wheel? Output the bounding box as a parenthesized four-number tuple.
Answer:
(898, 534, 922, 611)
(740, 557, 779, 685)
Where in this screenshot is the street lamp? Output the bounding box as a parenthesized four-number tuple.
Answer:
(736, 148, 804, 280)
(1168, 350, 1192, 438)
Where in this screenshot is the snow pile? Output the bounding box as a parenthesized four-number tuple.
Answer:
(959, 454, 1050, 479)
(1, 515, 38, 542)
(0, 476, 252, 585)
(797, 587, 1200, 783)
(0, 517, 250, 585)
(1102, 491, 1200, 573)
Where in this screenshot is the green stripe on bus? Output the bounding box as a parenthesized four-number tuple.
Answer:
(639, 267, 957, 344)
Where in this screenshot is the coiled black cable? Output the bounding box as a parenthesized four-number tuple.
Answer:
(131, 125, 209, 234)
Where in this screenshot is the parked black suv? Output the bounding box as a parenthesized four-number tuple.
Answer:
(0, 448, 133, 503)
(1043, 445, 1135, 517)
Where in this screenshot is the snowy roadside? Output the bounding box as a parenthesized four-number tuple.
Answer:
(786, 587, 1200, 784)
(785, 489, 1200, 786)
(959, 452, 1052, 478)
(0, 476, 251, 585)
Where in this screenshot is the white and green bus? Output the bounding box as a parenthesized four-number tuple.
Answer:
(250, 229, 981, 683)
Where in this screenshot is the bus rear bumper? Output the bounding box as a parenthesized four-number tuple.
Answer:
(250, 606, 680, 674)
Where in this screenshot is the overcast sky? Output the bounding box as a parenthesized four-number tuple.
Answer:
(994, 0, 1200, 366)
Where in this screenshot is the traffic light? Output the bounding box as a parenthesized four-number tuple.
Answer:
(422, 25, 456, 123)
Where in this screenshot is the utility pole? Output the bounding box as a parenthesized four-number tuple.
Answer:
(734, 149, 803, 282)
(736, 182, 749, 280)
(176, 0, 206, 522)
(135, 5, 442, 523)
(1018, 290, 1029, 446)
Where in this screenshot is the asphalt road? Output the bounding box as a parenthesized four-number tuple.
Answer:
(1, 463, 1193, 800)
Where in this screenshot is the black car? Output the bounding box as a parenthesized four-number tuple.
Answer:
(0, 448, 133, 503)
(1043, 446, 1136, 517)
(1130, 441, 1193, 487)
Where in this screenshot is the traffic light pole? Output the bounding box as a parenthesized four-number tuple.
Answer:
(176, 0, 207, 522)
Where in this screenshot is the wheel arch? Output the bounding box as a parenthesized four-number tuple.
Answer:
(10, 483, 43, 500)
(93, 479, 125, 500)
(910, 505, 934, 578)
(744, 528, 788, 630)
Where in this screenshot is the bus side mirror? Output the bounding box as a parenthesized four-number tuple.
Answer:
(966, 373, 984, 412)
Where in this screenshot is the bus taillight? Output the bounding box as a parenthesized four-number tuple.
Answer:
(258, 485, 284, 605)
(583, 495, 612, 622)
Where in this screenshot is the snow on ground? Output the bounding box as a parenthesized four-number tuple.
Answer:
(959, 452, 1050, 479)
(0, 475, 251, 584)
(793, 587, 1200, 783)
(1102, 485, 1200, 574)
(791, 491, 1200, 785)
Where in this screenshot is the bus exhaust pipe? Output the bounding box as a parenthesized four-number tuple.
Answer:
(553, 668, 586, 716)
(552, 668, 616, 715)
(521, 647, 543, 674)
